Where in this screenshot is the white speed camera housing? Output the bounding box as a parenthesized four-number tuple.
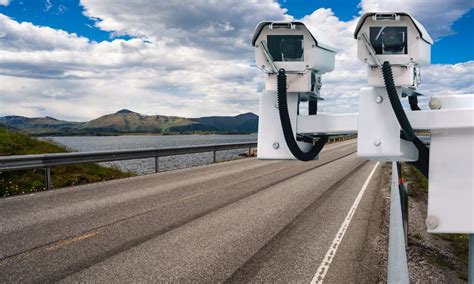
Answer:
(252, 21, 336, 74)
(355, 12, 433, 66)
(355, 13, 433, 88)
(252, 21, 336, 96)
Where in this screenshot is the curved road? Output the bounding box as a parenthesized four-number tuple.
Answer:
(0, 140, 385, 282)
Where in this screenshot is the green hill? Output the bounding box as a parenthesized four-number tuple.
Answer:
(0, 127, 133, 197)
(192, 112, 258, 133)
(0, 110, 258, 136)
(81, 109, 197, 133)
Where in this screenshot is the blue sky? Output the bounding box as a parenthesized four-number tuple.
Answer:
(0, 0, 126, 41)
(278, 0, 474, 64)
(0, 0, 473, 120)
(1, 0, 472, 64)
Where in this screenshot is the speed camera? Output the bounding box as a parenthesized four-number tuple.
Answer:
(354, 13, 433, 88)
(252, 21, 336, 97)
(252, 21, 337, 160)
(354, 12, 433, 66)
(252, 21, 336, 75)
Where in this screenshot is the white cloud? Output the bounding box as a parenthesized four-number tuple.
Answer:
(0, 0, 10, 7)
(44, 0, 52, 12)
(301, 8, 366, 113)
(301, 8, 473, 113)
(0, 1, 473, 121)
(79, 0, 289, 58)
(41, 88, 76, 98)
(0, 8, 273, 120)
(0, 14, 89, 51)
(359, 0, 474, 39)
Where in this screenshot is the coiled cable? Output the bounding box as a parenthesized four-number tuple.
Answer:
(382, 61, 430, 177)
(277, 68, 327, 161)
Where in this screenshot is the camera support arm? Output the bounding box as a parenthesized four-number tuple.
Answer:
(259, 40, 278, 73)
(361, 32, 382, 67)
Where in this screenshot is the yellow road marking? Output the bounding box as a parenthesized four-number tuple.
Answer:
(46, 231, 98, 251)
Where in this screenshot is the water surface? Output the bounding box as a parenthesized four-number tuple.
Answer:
(42, 134, 257, 174)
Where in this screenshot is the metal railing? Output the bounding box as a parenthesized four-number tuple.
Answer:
(0, 134, 357, 191)
(388, 162, 409, 283)
(388, 162, 474, 283)
(0, 142, 257, 190)
(327, 134, 357, 144)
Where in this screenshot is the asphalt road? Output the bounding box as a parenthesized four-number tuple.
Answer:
(0, 140, 384, 283)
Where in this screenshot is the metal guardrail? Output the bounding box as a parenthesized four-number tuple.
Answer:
(0, 142, 258, 171)
(327, 134, 357, 144)
(388, 162, 409, 283)
(0, 135, 356, 191)
(388, 162, 473, 283)
(0, 142, 257, 190)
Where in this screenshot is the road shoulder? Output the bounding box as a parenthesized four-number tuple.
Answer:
(321, 162, 387, 283)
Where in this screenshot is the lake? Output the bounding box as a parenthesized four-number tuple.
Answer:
(41, 134, 258, 175)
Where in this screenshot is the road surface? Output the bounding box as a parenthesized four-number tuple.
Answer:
(0, 140, 385, 282)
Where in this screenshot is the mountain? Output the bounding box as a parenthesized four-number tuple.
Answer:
(0, 116, 80, 135)
(80, 109, 197, 134)
(192, 112, 258, 133)
(0, 110, 258, 136)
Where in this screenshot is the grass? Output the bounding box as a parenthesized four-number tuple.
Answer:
(413, 232, 423, 240)
(434, 234, 470, 263)
(0, 127, 134, 197)
(402, 164, 428, 197)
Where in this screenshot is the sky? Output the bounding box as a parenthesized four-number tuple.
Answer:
(0, 0, 473, 121)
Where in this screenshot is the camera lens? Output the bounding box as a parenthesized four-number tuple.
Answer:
(370, 26, 407, 55)
(382, 29, 405, 53)
(267, 35, 304, 62)
(280, 37, 303, 60)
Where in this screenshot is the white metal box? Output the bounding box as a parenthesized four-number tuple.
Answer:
(257, 91, 312, 159)
(426, 95, 474, 233)
(367, 65, 418, 88)
(357, 87, 418, 161)
(264, 73, 312, 93)
(427, 129, 474, 233)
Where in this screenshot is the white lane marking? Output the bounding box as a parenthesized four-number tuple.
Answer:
(310, 162, 380, 284)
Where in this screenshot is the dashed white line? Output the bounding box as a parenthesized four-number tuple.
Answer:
(310, 162, 380, 284)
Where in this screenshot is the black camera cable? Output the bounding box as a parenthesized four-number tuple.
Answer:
(381, 61, 430, 177)
(277, 68, 328, 161)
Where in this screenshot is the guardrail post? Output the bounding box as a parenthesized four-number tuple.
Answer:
(400, 183, 408, 244)
(213, 150, 217, 163)
(154, 157, 159, 173)
(469, 234, 473, 284)
(397, 163, 409, 244)
(248, 147, 252, 157)
(44, 167, 52, 190)
(388, 162, 409, 283)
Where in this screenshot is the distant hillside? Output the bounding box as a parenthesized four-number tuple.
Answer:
(0, 116, 80, 135)
(0, 110, 258, 136)
(192, 112, 258, 133)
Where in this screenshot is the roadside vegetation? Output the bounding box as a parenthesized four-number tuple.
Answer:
(0, 126, 134, 197)
(403, 163, 469, 281)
